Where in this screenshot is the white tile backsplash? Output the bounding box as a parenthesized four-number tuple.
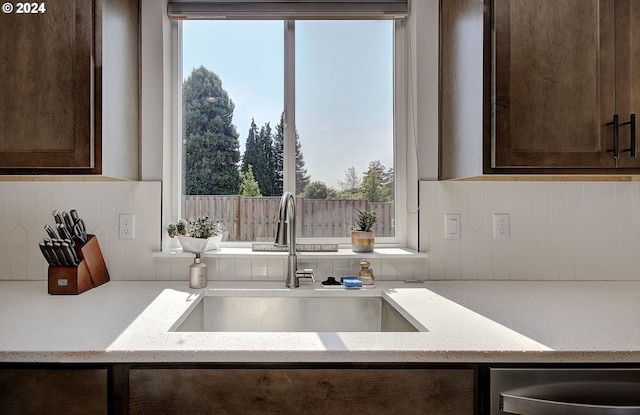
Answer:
(419, 180, 640, 280)
(3, 180, 639, 282)
(0, 181, 163, 281)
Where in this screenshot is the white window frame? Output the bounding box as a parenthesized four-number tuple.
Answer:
(171, 18, 409, 248)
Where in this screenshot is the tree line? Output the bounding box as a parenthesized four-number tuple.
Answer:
(183, 66, 392, 202)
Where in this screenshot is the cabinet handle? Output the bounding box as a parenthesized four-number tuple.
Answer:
(607, 114, 620, 158)
(501, 393, 640, 415)
(621, 114, 637, 158)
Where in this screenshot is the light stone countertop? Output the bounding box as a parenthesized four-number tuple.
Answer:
(1, 280, 639, 363)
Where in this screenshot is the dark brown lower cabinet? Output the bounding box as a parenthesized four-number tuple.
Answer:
(0, 368, 108, 415)
(0, 364, 476, 414)
(128, 367, 475, 415)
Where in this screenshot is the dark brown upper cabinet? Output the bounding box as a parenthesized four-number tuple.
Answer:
(490, 0, 640, 172)
(0, 0, 139, 178)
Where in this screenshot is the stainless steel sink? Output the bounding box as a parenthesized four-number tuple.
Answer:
(171, 291, 419, 332)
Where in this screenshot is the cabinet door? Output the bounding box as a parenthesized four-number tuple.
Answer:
(615, 0, 640, 168)
(129, 367, 475, 415)
(493, 0, 617, 169)
(0, 0, 94, 170)
(0, 368, 108, 415)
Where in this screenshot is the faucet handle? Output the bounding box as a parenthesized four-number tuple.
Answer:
(295, 268, 315, 282)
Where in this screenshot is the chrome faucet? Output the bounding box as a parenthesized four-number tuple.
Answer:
(274, 191, 314, 288)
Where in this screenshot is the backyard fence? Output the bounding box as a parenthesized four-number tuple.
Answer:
(183, 195, 394, 241)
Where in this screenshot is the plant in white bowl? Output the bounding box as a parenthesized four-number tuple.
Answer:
(167, 217, 224, 253)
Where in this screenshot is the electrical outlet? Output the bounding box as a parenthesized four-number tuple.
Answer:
(493, 213, 510, 240)
(119, 214, 135, 240)
(444, 214, 461, 240)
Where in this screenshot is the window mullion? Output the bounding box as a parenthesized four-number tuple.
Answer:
(283, 19, 297, 194)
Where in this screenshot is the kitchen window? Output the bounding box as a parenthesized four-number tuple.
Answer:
(171, 1, 408, 245)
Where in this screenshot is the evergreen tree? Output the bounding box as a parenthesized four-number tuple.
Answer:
(258, 122, 278, 195)
(182, 66, 240, 195)
(241, 119, 259, 174)
(240, 165, 262, 196)
(383, 166, 395, 200)
(295, 129, 310, 194)
(273, 113, 284, 195)
(361, 160, 393, 202)
(242, 121, 278, 196)
(273, 112, 310, 195)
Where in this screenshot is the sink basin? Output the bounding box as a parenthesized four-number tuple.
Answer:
(171, 291, 419, 332)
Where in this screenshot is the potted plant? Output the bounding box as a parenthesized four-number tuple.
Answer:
(351, 209, 377, 253)
(167, 216, 224, 253)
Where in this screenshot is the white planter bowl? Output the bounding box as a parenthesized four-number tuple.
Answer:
(177, 235, 222, 253)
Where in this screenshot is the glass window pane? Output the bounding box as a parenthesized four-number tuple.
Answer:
(180, 20, 395, 242)
(295, 21, 395, 238)
(181, 21, 284, 241)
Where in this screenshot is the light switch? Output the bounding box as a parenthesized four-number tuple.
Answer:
(445, 214, 461, 240)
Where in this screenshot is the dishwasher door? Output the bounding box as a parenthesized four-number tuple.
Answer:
(490, 368, 640, 415)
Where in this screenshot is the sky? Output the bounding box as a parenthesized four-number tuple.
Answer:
(182, 20, 393, 189)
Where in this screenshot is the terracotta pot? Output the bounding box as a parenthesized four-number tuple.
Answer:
(351, 230, 375, 253)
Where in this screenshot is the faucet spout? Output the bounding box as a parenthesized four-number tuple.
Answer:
(274, 191, 298, 287)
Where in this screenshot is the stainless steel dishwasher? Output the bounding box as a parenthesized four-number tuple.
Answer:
(490, 368, 640, 414)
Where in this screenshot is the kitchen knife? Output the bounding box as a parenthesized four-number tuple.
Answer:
(57, 223, 73, 241)
(62, 241, 80, 265)
(44, 224, 58, 240)
(39, 242, 54, 265)
(60, 242, 79, 266)
(53, 242, 69, 266)
(70, 209, 80, 223)
(52, 210, 63, 225)
(45, 241, 61, 266)
(63, 235, 76, 248)
(62, 211, 74, 231)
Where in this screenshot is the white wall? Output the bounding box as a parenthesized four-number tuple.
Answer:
(420, 180, 640, 280)
(139, 1, 442, 182)
(140, 0, 171, 182)
(0, 181, 161, 281)
(3, 2, 639, 283)
(439, 0, 485, 179)
(0, 181, 427, 281)
(408, 0, 440, 181)
(2, 180, 639, 282)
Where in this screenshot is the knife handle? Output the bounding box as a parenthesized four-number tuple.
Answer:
(52, 210, 63, 225)
(45, 242, 61, 266)
(53, 242, 68, 266)
(60, 243, 78, 266)
(39, 242, 54, 265)
(62, 211, 74, 231)
(62, 242, 80, 265)
(44, 224, 57, 240)
(57, 223, 73, 241)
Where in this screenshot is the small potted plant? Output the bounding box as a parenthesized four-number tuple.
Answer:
(167, 216, 224, 253)
(351, 209, 377, 253)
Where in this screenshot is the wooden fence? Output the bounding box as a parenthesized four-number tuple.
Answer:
(183, 195, 394, 241)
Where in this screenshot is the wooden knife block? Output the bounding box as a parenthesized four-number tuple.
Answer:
(48, 235, 110, 295)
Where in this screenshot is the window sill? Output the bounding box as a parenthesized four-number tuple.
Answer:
(153, 247, 427, 260)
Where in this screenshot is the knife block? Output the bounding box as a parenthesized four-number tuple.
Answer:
(48, 235, 110, 295)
